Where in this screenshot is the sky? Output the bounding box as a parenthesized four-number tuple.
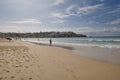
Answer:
(0, 0, 120, 36)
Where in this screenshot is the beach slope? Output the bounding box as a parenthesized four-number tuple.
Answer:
(0, 39, 120, 80)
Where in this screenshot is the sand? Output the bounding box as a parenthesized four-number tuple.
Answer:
(0, 38, 120, 80)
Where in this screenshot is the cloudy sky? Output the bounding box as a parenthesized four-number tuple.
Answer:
(0, 0, 120, 36)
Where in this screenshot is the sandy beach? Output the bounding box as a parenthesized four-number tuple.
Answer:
(0, 38, 120, 80)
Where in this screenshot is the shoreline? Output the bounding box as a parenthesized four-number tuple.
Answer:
(30, 41, 120, 65)
(31, 42, 74, 50)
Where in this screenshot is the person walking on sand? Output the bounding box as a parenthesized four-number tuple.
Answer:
(50, 38, 52, 46)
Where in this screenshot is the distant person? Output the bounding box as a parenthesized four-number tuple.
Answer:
(50, 38, 52, 46)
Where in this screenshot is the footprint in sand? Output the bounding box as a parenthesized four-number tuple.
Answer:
(4, 77, 7, 79)
(11, 76, 15, 79)
(29, 77, 32, 80)
(6, 70, 10, 73)
(23, 55, 25, 58)
(0, 77, 2, 80)
(66, 68, 77, 79)
(38, 65, 41, 68)
(6, 61, 9, 64)
(15, 65, 19, 68)
(16, 70, 21, 73)
(70, 70, 74, 73)
(21, 78, 24, 80)
(25, 66, 29, 68)
(73, 75, 77, 79)
(31, 71, 34, 73)
(66, 68, 74, 73)
(30, 64, 33, 67)
(25, 60, 30, 62)
(66, 68, 70, 72)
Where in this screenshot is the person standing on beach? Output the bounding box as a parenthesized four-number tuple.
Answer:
(50, 38, 52, 46)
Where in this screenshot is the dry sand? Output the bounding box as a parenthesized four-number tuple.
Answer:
(0, 38, 120, 80)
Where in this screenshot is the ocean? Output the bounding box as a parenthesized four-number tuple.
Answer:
(22, 37, 120, 64)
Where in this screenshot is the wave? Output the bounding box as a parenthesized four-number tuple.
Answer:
(54, 42, 120, 48)
(76, 39, 120, 43)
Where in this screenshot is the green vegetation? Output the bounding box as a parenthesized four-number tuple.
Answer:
(0, 32, 87, 38)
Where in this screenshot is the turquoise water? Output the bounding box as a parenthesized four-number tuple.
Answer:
(22, 37, 120, 48)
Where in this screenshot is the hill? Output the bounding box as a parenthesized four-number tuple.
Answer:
(0, 32, 87, 38)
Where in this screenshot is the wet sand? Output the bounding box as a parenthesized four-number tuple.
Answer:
(0, 38, 120, 80)
(73, 46, 120, 64)
(31, 42, 120, 64)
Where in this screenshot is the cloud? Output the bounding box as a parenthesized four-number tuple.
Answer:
(66, 5, 79, 16)
(0, 23, 42, 32)
(54, 0, 67, 5)
(77, 4, 103, 15)
(76, 27, 98, 34)
(90, 6, 120, 20)
(76, 26, 120, 34)
(66, 5, 76, 12)
(67, 4, 103, 15)
(52, 3, 104, 19)
(110, 19, 120, 25)
(51, 12, 69, 19)
(0, 25, 21, 32)
(52, 19, 66, 23)
(108, 8, 120, 14)
(100, 0, 104, 2)
(8, 19, 42, 24)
